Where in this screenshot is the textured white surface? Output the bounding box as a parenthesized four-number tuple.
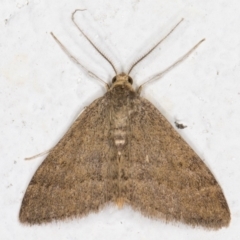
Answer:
(0, 0, 240, 239)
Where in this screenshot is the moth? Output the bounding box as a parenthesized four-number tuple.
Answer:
(19, 10, 230, 229)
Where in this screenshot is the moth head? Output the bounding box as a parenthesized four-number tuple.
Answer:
(111, 73, 133, 90)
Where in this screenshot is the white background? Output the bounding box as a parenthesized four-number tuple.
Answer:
(0, 0, 240, 239)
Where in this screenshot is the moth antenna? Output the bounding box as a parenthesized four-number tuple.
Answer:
(128, 18, 184, 75)
(51, 32, 110, 90)
(137, 38, 205, 94)
(72, 9, 118, 75)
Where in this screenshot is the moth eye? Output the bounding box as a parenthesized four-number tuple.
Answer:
(112, 76, 117, 83)
(128, 77, 133, 84)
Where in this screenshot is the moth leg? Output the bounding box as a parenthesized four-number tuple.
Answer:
(25, 106, 88, 161)
(128, 18, 184, 75)
(75, 106, 88, 120)
(137, 39, 205, 94)
(25, 148, 52, 160)
(50, 32, 109, 90)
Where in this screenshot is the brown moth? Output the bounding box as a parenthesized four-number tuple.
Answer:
(19, 10, 230, 229)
